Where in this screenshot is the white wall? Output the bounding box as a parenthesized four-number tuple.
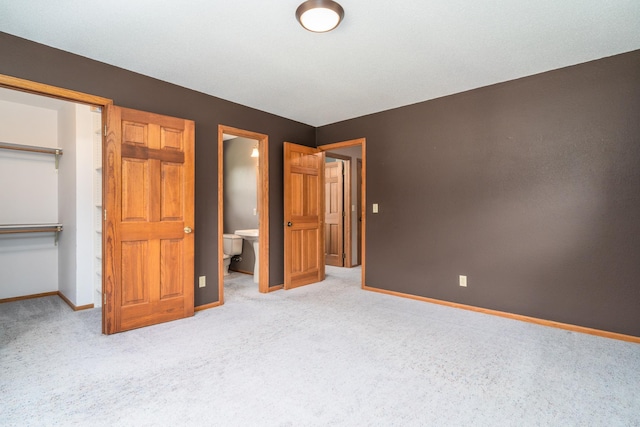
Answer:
(92, 110, 103, 307)
(0, 99, 60, 299)
(57, 103, 76, 302)
(58, 103, 97, 307)
(74, 104, 96, 306)
(0, 91, 99, 305)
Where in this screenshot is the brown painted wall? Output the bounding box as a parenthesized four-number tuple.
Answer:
(318, 50, 640, 337)
(3, 31, 639, 336)
(0, 32, 315, 306)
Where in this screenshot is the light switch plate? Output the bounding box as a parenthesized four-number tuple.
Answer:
(459, 275, 467, 287)
(373, 203, 379, 213)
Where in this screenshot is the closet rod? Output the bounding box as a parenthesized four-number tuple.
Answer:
(0, 224, 63, 244)
(0, 142, 63, 169)
(0, 141, 63, 156)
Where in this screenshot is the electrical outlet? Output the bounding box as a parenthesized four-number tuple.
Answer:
(459, 275, 467, 287)
(199, 276, 206, 288)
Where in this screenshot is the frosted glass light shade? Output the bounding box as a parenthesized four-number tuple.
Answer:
(250, 147, 259, 158)
(296, 0, 344, 33)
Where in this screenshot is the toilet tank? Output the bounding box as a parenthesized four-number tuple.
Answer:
(223, 234, 243, 256)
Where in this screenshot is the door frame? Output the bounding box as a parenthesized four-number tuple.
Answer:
(318, 138, 366, 287)
(0, 74, 114, 330)
(217, 125, 271, 300)
(356, 158, 363, 266)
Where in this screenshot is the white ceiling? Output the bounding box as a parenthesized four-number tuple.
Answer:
(1, 1, 639, 127)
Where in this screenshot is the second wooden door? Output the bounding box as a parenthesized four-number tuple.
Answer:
(283, 142, 325, 289)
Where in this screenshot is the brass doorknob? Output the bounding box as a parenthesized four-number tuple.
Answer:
(184, 226, 193, 234)
(287, 222, 292, 227)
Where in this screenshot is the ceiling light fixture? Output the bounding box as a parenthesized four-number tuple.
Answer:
(296, 0, 344, 33)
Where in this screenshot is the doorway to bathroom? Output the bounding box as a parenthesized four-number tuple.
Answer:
(217, 125, 270, 304)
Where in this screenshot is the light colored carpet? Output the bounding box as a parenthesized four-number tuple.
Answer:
(1, 266, 639, 426)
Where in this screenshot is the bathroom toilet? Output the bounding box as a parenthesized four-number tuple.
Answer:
(223, 234, 243, 276)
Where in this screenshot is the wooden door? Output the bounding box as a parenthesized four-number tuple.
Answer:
(324, 161, 344, 266)
(103, 106, 195, 334)
(284, 142, 325, 289)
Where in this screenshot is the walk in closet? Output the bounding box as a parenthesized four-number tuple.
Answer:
(0, 87, 102, 308)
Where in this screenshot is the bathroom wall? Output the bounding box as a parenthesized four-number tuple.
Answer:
(223, 137, 259, 274)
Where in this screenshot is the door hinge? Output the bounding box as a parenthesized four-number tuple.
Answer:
(103, 293, 106, 305)
(342, 211, 345, 217)
(104, 125, 107, 137)
(342, 253, 346, 259)
(104, 209, 107, 221)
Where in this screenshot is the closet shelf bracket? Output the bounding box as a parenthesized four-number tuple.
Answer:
(55, 149, 62, 169)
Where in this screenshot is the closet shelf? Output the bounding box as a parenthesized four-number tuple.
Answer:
(0, 224, 63, 245)
(0, 141, 63, 169)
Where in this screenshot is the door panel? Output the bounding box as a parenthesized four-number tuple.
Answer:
(161, 163, 184, 220)
(121, 241, 148, 305)
(161, 127, 183, 150)
(121, 159, 149, 221)
(160, 239, 184, 299)
(324, 161, 344, 266)
(284, 142, 325, 289)
(103, 106, 194, 334)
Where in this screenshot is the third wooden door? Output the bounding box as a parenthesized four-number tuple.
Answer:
(324, 161, 344, 266)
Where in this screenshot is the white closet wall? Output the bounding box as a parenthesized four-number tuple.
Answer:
(58, 103, 97, 307)
(0, 91, 101, 306)
(92, 111, 102, 308)
(0, 99, 60, 299)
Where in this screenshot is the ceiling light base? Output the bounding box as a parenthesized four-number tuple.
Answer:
(296, 0, 345, 33)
